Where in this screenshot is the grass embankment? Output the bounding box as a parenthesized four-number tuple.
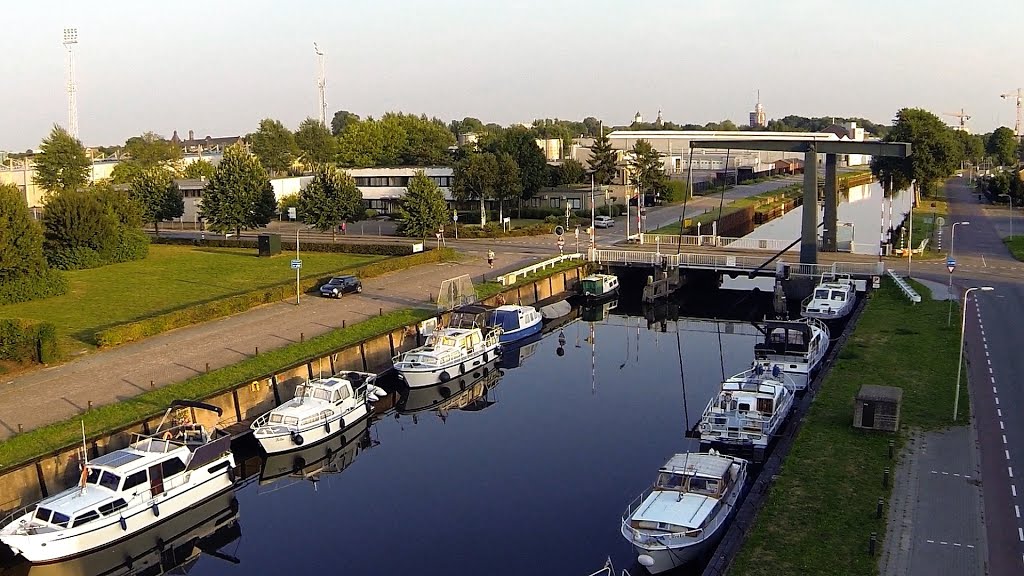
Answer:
(1004, 236, 1024, 261)
(0, 308, 434, 471)
(730, 279, 963, 576)
(651, 184, 803, 235)
(477, 258, 590, 300)
(0, 245, 382, 352)
(900, 194, 950, 260)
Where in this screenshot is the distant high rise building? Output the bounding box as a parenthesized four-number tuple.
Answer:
(749, 90, 766, 128)
(634, 111, 643, 125)
(656, 110, 663, 126)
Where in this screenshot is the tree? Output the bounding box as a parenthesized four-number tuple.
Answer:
(559, 159, 585, 185)
(111, 132, 182, 184)
(452, 152, 499, 225)
(297, 167, 364, 240)
(32, 125, 91, 196)
(396, 114, 456, 165)
(396, 171, 449, 240)
(294, 117, 338, 167)
(494, 152, 523, 223)
(337, 119, 385, 167)
(954, 130, 986, 166)
(588, 131, 618, 186)
(871, 108, 961, 197)
(200, 144, 277, 237)
(42, 188, 118, 269)
(330, 110, 360, 137)
(582, 117, 603, 138)
(629, 140, 668, 201)
(248, 118, 298, 175)
(987, 127, 1019, 167)
(449, 117, 486, 137)
(487, 126, 547, 200)
(0, 183, 47, 284)
(128, 168, 183, 236)
(181, 159, 216, 180)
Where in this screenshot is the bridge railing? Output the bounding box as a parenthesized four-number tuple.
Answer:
(591, 249, 886, 278)
(638, 234, 797, 252)
(497, 253, 584, 285)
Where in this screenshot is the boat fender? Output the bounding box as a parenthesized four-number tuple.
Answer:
(638, 555, 655, 568)
(324, 421, 331, 434)
(292, 457, 306, 473)
(459, 363, 466, 374)
(439, 386, 452, 398)
(482, 352, 488, 362)
(230, 497, 239, 514)
(226, 465, 235, 482)
(699, 422, 711, 433)
(338, 417, 345, 430)
(483, 367, 489, 376)
(156, 537, 165, 552)
(151, 503, 160, 518)
(119, 516, 127, 531)
(325, 447, 333, 460)
(439, 371, 451, 383)
(124, 555, 133, 570)
(292, 432, 304, 446)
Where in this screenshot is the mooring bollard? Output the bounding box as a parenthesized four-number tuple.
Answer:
(300, 332, 304, 342)
(87, 400, 92, 411)
(255, 346, 259, 357)
(869, 532, 877, 556)
(888, 439, 895, 459)
(342, 319, 346, 328)
(379, 307, 383, 316)
(876, 498, 884, 518)
(883, 467, 890, 488)
(17, 424, 23, 434)
(205, 362, 210, 373)
(150, 380, 154, 389)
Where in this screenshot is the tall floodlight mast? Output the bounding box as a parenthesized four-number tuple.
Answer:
(314, 43, 327, 127)
(63, 28, 79, 139)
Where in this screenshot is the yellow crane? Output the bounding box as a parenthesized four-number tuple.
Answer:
(943, 108, 971, 132)
(1000, 89, 1022, 137)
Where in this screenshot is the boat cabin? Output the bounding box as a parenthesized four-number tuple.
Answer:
(717, 379, 784, 417)
(755, 321, 815, 357)
(491, 305, 540, 333)
(421, 328, 483, 358)
(654, 454, 734, 499)
(629, 454, 738, 533)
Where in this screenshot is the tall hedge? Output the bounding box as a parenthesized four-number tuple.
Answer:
(43, 184, 149, 271)
(0, 183, 68, 304)
(0, 319, 59, 364)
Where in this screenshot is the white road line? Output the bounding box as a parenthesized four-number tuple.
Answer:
(988, 358, 993, 365)
(1001, 421, 1006, 430)
(1007, 450, 1012, 460)
(927, 539, 935, 543)
(967, 544, 975, 549)
(986, 350, 991, 357)
(983, 255, 988, 267)
(999, 408, 1004, 417)
(985, 343, 989, 350)
(996, 397, 1001, 405)
(941, 541, 949, 545)
(1004, 435, 1009, 444)
(1016, 505, 1020, 518)
(931, 470, 937, 474)
(1018, 527, 1023, 542)
(1013, 484, 1017, 497)
(1010, 467, 1015, 478)
(992, 376, 997, 384)
(995, 386, 999, 394)
(954, 542, 962, 547)
(943, 471, 950, 475)
(990, 367, 995, 374)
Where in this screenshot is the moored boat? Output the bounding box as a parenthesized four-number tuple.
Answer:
(697, 365, 798, 461)
(579, 273, 620, 300)
(0, 401, 235, 564)
(753, 318, 829, 390)
(801, 273, 856, 320)
(259, 414, 374, 488)
(621, 451, 748, 574)
(393, 306, 502, 388)
(250, 371, 385, 454)
(490, 304, 543, 343)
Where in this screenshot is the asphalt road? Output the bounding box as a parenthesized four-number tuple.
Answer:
(916, 178, 1024, 575)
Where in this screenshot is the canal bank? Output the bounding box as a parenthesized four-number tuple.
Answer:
(719, 279, 967, 576)
(0, 264, 590, 515)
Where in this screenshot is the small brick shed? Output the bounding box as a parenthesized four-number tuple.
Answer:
(853, 385, 903, 432)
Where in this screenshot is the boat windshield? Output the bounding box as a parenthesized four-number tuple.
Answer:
(687, 476, 720, 496)
(830, 291, 846, 301)
(402, 354, 438, 366)
(814, 289, 829, 299)
(85, 468, 121, 491)
(656, 472, 685, 489)
(269, 414, 299, 426)
(34, 507, 71, 528)
(311, 388, 331, 401)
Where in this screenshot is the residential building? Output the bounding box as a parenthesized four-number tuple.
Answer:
(170, 130, 243, 154)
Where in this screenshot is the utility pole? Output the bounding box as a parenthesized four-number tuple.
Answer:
(63, 28, 79, 139)
(314, 43, 327, 127)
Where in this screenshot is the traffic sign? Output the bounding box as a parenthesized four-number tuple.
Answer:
(290, 259, 302, 269)
(946, 257, 956, 274)
(453, 210, 458, 222)
(554, 225, 564, 236)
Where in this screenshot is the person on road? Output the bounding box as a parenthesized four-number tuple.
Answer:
(487, 250, 495, 269)
(341, 221, 347, 235)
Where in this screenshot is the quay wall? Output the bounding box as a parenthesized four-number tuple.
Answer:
(0, 267, 586, 515)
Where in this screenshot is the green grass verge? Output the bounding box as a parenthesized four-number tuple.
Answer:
(0, 308, 435, 471)
(1004, 236, 1024, 261)
(0, 245, 383, 352)
(730, 279, 964, 576)
(477, 260, 590, 300)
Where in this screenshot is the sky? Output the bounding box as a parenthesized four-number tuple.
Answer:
(2, 0, 1022, 151)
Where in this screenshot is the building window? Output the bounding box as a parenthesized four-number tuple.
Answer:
(549, 198, 561, 208)
(355, 177, 371, 186)
(568, 198, 582, 210)
(388, 176, 407, 187)
(369, 177, 388, 187)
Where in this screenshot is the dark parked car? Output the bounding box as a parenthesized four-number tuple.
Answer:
(319, 275, 363, 298)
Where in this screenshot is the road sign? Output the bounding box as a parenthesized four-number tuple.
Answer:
(288, 207, 297, 220)
(946, 257, 956, 274)
(290, 259, 302, 269)
(554, 225, 564, 236)
(453, 210, 458, 222)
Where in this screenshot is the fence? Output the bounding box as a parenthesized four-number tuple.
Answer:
(497, 253, 584, 286)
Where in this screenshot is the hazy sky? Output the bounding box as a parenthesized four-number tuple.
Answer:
(2, 0, 1022, 150)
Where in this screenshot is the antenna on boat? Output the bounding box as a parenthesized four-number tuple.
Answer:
(78, 420, 88, 493)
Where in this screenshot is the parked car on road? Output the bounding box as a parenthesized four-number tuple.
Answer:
(594, 216, 615, 228)
(319, 275, 363, 298)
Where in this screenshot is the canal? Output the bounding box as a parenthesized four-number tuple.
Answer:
(742, 181, 913, 254)
(1, 291, 786, 576)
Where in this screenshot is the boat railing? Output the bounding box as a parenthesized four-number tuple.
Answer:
(0, 502, 38, 529)
(620, 486, 724, 548)
(585, 557, 632, 576)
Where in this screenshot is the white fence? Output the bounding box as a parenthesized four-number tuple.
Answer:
(886, 270, 922, 303)
(497, 253, 584, 286)
(589, 249, 885, 278)
(638, 234, 795, 252)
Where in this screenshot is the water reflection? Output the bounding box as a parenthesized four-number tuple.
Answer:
(2, 489, 241, 576)
(258, 416, 375, 490)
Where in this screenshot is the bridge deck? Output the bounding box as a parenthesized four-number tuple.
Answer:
(589, 247, 884, 278)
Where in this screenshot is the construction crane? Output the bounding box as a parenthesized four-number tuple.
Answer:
(943, 108, 971, 132)
(1000, 88, 1022, 138)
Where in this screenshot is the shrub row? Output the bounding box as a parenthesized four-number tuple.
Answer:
(0, 269, 70, 305)
(150, 236, 415, 256)
(0, 319, 59, 364)
(94, 248, 457, 348)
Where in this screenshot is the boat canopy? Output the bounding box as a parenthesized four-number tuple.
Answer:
(755, 321, 812, 355)
(491, 308, 522, 331)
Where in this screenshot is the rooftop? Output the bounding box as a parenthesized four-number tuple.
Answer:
(661, 453, 734, 479)
(857, 384, 903, 403)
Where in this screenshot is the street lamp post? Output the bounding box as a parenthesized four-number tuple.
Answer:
(953, 286, 994, 421)
(590, 173, 596, 250)
(1000, 194, 1014, 238)
(947, 221, 970, 325)
(295, 228, 301, 305)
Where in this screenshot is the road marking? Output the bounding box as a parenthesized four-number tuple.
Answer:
(986, 350, 991, 357)
(1010, 467, 1015, 478)
(982, 254, 987, 267)
(996, 397, 1000, 405)
(1016, 505, 1021, 518)
(988, 358, 992, 365)
(1007, 450, 1012, 461)
(995, 386, 999, 394)
(990, 367, 994, 374)
(992, 376, 997, 384)
(999, 408, 1004, 417)
(984, 343, 989, 350)
(1013, 485, 1017, 497)
(1019, 527, 1023, 542)
(941, 541, 949, 545)
(1001, 421, 1006, 430)
(927, 539, 935, 543)
(1005, 435, 1009, 445)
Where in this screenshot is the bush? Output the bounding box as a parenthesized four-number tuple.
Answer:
(94, 248, 457, 347)
(107, 229, 150, 263)
(0, 269, 70, 305)
(596, 205, 621, 217)
(0, 319, 59, 363)
(544, 215, 559, 224)
(149, 236, 415, 256)
(365, 208, 379, 220)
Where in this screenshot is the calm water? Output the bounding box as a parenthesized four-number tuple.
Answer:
(3, 297, 775, 576)
(742, 181, 913, 254)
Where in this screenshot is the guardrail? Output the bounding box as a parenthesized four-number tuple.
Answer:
(886, 270, 921, 303)
(591, 249, 885, 278)
(497, 253, 584, 286)
(638, 234, 795, 251)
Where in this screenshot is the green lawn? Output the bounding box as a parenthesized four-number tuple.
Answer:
(1005, 236, 1024, 261)
(730, 279, 964, 576)
(0, 245, 383, 350)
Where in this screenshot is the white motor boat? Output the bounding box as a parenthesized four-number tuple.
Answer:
(396, 358, 503, 417)
(0, 401, 235, 564)
(490, 304, 543, 343)
(251, 371, 384, 454)
(579, 273, 620, 300)
(753, 318, 830, 390)
(621, 451, 748, 574)
(698, 365, 798, 461)
(801, 273, 856, 320)
(259, 414, 374, 488)
(393, 306, 502, 388)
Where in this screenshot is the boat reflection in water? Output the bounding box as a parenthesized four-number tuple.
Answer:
(581, 299, 618, 323)
(258, 415, 375, 490)
(395, 359, 503, 420)
(497, 332, 541, 370)
(2, 488, 241, 576)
